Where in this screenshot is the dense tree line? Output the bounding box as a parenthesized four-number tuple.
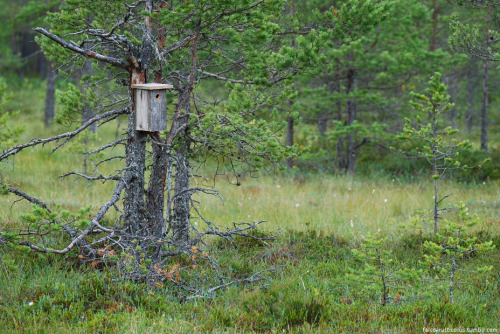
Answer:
(0, 0, 498, 178)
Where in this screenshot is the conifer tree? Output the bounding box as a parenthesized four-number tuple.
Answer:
(294, 0, 452, 173)
(422, 202, 495, 303)
(0, 0, 391, 293)
(450, 1, 500, 153)
(397, 73, 471, 235)
(351, 235, 422, 306)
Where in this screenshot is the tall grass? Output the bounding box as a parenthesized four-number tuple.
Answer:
(0, 81, 498, 333)
(1, 82, 499, 240)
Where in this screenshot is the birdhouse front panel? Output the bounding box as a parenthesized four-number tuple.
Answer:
(132, 83, 173, 132)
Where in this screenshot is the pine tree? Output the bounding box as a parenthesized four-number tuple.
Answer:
(294, 0, 453, 174)
(422, 202, 495, 303)
(397, 72, 471, 235)
(450, 1, 500, 153)
(0, 0, 392, 295)
(351, 235, 422, 306)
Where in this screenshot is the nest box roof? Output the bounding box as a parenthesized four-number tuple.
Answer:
(131, 83, 174, 90)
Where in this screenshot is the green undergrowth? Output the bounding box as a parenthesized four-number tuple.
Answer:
(1, 229, 498, 333)
(0, 75, 499, 333)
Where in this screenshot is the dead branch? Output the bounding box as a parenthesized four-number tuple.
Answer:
(34, 28, 130, 69)
(184, 267, 276, 300)
(84, 138, 127, 155)
(0, 108, 128, 161)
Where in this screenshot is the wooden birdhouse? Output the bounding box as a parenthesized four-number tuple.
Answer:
(132, 83, 173, 132)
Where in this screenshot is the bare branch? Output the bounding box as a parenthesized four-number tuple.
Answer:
(0, 108, 128, 161)
(184, 267, 276, 300)
(17, 176, 128, 254)
(34, 28, 130, 69)
(198, 69, 252, 84)
(85, 138, 127, 155)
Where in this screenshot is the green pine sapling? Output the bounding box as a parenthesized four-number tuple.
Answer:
(397, 72, 472, 235)
(351, 235, 422, 306)
(422, 202, 495, 304)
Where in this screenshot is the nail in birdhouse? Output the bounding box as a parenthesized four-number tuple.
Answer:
(132, 83, 173, 132)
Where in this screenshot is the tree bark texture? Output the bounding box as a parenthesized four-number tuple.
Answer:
(481, 5, 490, 153)
(445, 76, 457, 128)
(481, 60, 488, 153)
(345, 65, 357, 174)
(146, 28, 199, 245)
(81, 60, 97, 133)
(335, 137, 346, 171)
(44, 61, 56, 127)
(432, 104, 439, 235)
(466, 74, 475, 133)
(123, 0, 157, 237)
(318, 112, 328, 137)
(429, 0, 439, 52)
(286, 115, 294, 168)
(146, 13, 169, 238)
(170, 86, 192, 246)
(171, 143, 190, 246)
(123, 69, 148, 236)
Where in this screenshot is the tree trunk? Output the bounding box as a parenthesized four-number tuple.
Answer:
(146, 21, 198, 245)
(171, 143, 191, 246)
(432, 105, 439, 235)
(333, 74, 344, 170)
(429, 0, 439, 52)
(146, 135, 168, 238)
(170, 87, 192, 246)
(466, 74, 475, 133)
(286, 115, 294, 168)
(123, 69, 148, 236)
(318, 113, 328, 137)
(122, 1, 155, 236)
(445, 76, 457, 128)
(481, 60, 488, 153)
(44, 61, 56, 127)
(481, 5, 490, 153)
(81, 60, 97, 133)
(145, 2, 169, 239)
(335, 137, 346, 171)
(345, 65, 357, 174)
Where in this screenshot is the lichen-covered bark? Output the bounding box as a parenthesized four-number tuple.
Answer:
(145, 3, 169, 239)
(146, 134, 168, 238)
(123, 69, 147, 236)
(171, 142, 190, 246)
(170, 86, 192, 246)
(123, 0, 157, 236)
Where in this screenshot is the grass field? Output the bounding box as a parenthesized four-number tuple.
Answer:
(0, 83, 499, 333)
